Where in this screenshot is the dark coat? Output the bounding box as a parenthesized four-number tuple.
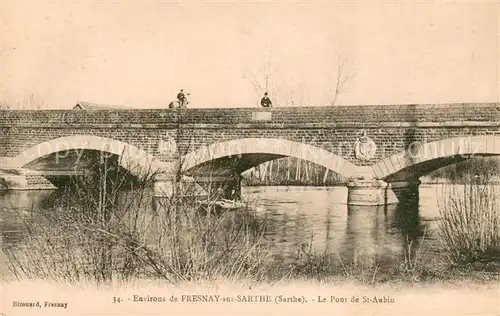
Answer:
(260, 96, 272, 107)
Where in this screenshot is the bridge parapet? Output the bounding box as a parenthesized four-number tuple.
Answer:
(0, 103, 498, 128)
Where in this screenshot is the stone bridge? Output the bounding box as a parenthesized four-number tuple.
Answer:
(0, 103, 499, 205)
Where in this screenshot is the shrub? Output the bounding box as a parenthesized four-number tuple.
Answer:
(4, 153, 271, 285)
(437, 171, 500, 265)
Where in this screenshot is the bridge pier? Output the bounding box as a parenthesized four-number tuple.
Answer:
(0, 172, 28, 190)
(346, 178, 421, 206)
(388, 180, 421, 203)
(0, 169, 57, 190)
(194, 174, 242, 201)
(346, 179, 397, 206)
(153, 174, 175, 197)
(153, 173, 242, 200)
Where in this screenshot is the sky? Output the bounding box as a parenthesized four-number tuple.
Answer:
(1, 0, 498, 109)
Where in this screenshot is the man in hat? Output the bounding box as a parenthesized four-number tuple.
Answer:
(260, 92, 272, 108)
(177, 89, 187, 106)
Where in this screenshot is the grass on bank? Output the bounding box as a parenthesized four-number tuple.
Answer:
(437, 171, 500, 265)
(3, 156, 273, 285)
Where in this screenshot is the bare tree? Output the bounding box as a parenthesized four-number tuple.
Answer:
(0, 94, 46, 110)
(287, 82, 309, 107)
(244, 60, 271, 93)
(329, 55, 353, 106)
(243, 50, 287, 108)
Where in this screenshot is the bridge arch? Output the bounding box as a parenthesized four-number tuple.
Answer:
(181, 138, 358, 179)
(12, 135, 167, 177)
(372, 135, 500, 181)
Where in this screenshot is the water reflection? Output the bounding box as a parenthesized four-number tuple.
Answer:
(339, 195, 429, 266)
(0, 190, 56, 248)
(0, 190, 55, 212)
(341, 205, 387, 266)
(0, 185, 447, 276)
(246, 186, 433, 266)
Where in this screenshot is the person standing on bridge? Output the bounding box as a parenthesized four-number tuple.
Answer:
(260, 92, 272, 108)
(177, 89, 189, 107)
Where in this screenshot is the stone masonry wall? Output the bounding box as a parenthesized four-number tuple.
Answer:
(0, 103, 499, 167)
(0, 103, 499, 126)
(177, 126, 500, 166)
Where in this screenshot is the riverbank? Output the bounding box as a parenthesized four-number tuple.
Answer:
(3, 238, 500, 287)
(242, 178, 346, 187)
(242, 176, 500, 186)
(242, 156, 500, 187)
(275, 254, 500, 285)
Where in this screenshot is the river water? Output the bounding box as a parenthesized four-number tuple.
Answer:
(0, 184, 479, 278)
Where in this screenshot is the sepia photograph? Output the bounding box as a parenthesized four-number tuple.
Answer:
(0, 0, 499, 315)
